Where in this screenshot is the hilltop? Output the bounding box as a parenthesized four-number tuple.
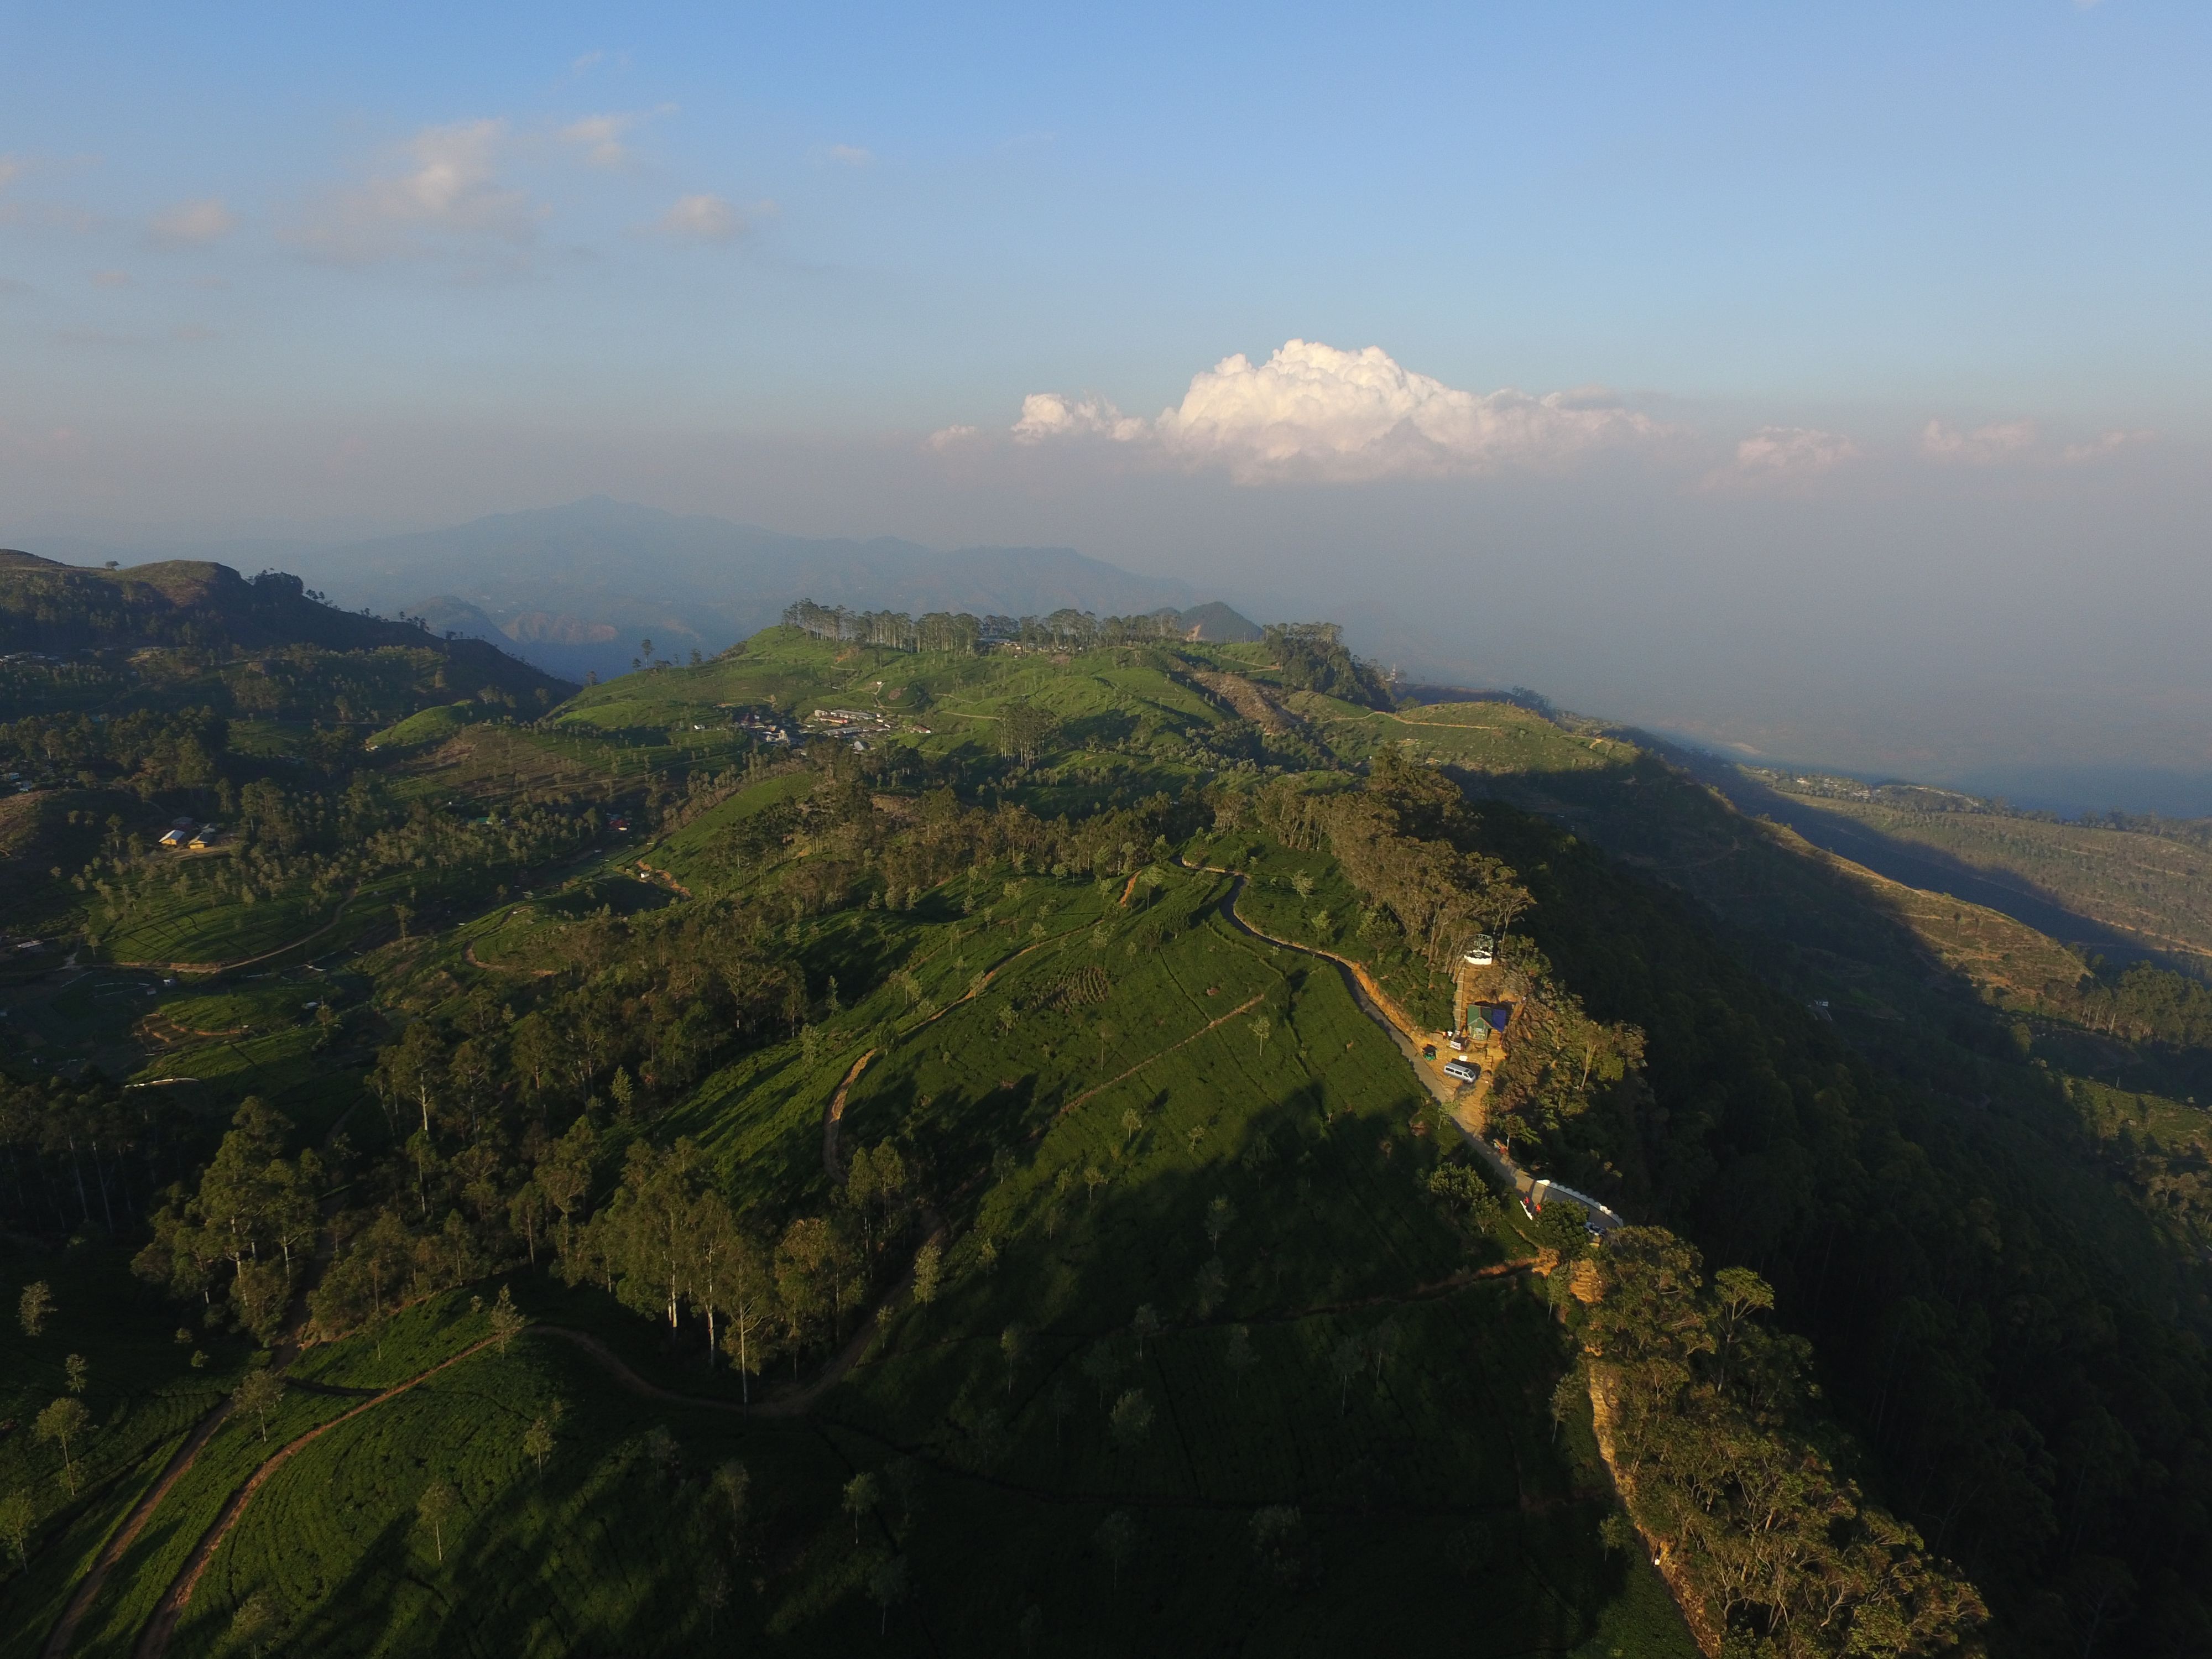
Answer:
(0, 551, 567, 702)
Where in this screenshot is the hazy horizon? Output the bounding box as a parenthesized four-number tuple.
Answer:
(6, 2, 2209, 811)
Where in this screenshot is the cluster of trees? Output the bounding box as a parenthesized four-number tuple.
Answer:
(2064, 1078, 2212, 1254)
(566, 1136, 918, 1395)
(219, 643, 547, 726)
(1577, 1226, 1986, 1656)
(780, 599, 1199, 655)
(0, 565, 211, 652)
(472, 909, 806, 1100)
(135, 1098, 322, 1342)
(7, 1282, 97, 1537)
(2062, 958, 2212, 1050)
(0, 1074, 200, 1237)
(674, 748, 1196, 916)
(1486, 969, 1648, 1158)
(0, 653, 134, 719)
(1245, 753, 1532, 973)
(0, 705, 228, 794)
(0, 560, 560, 709)
(1261, 622, 1394, 709)
(300, 1110, 921, 1404)
(78, 781, 595, 951)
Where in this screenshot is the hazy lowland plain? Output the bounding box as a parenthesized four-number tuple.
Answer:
(6, 550, 2212, 1657)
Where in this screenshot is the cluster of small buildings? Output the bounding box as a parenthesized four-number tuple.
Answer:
(727, 708, 797, 747)
(1428, 938, 1512, 1084)
(804, 706, 904, 752)
(157, 818, 223, 849)
(806, 707, 892, 733)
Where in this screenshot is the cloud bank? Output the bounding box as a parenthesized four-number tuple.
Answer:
(656, 193, 745, 242)
(562, 113, 640, 170)
(1005, 340, 1665, 483)
(1733, 425, 1858, 475)
(290, 119, 544, 262)
(149, 197, 238, 247)
(1919, 418, 2038, 465)
(2062, 429, 2154, 463)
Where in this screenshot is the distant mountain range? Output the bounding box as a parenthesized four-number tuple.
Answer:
(261, 498, 1247, 679)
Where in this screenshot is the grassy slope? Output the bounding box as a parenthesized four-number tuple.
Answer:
(1310, 697, 1629, 780)
(0, 1248, 249, 1659)
(119, 865, 1691, 1655)
(1752, 775, 2212, 965)
(3, 638, 1710, 1654)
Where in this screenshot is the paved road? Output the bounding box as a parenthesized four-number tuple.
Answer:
(1184, 858, 1624, 1233)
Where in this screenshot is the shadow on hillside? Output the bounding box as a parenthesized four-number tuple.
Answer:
(1438, 744, 2211, 1637)
(818, 1008, 1656, 1652)
(1649, 738, 2167, 972)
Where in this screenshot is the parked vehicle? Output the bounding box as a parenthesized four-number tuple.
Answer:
(1442, 1060, 1481, 1083)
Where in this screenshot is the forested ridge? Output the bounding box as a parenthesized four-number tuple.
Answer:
(2, 594, 2209, 1654)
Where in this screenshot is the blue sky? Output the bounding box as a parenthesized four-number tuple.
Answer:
(4, 2, 2210, 798)
(4, 1, 2205, 434)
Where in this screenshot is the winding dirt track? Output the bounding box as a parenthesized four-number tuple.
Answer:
(822, 1049, 878, 1180)
(130, 1336, 502, 1659)
(39, 1405, 236, 1659)
(100, 1273, 961, 1659)
(820, 917, 1093, 1180)
(1176, 857, 1424, 1039)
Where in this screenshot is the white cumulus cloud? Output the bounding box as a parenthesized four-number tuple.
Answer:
(149, 197, 238, 247)
(562, 113, 639, 170)
(656, 192, 745, 242)
(290, 119, 544, 263)
(1011, 393, 1149, 444)
(1008, 340, 1664, 482)
(1919, 418, 2038, 465)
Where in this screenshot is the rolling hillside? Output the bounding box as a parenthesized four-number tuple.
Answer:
(4, 609, 2211, 1655)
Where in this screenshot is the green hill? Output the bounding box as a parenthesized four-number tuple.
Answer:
(8, 615, 2212, 1655)
(0, 552, 563, 699)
